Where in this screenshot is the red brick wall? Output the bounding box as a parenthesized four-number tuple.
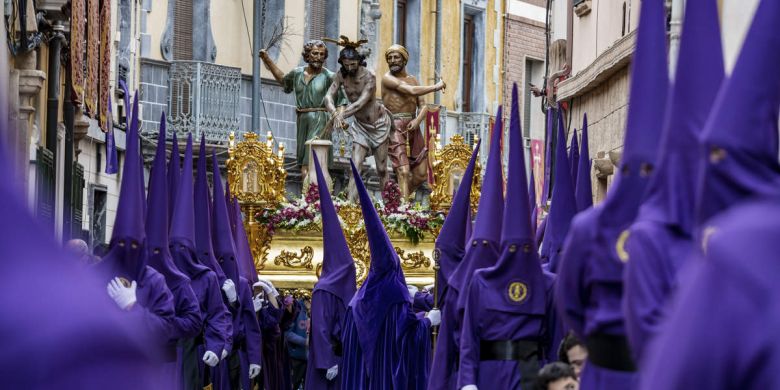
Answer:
(503, 14, 547, 110)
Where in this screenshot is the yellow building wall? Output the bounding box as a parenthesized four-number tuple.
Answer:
(145, 1, 360, 75)
(377, 0, 503, 113)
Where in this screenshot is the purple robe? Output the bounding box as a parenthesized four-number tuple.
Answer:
(234, 278, 262, 390)
(257, 296, 292, 390)
(640, 200, 780, 389)
(412, 291, 434, 313)
(340, 303, 432, 389)
(305, 291, 348, 390)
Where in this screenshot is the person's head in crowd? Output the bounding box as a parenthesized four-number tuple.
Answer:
(537, 362, 578, 390)
(65, 239, 95, 265)
(558, 330, 587, 379)
(92, 242, 110, 259)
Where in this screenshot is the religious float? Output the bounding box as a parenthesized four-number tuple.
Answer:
(226, 130, 481, 299)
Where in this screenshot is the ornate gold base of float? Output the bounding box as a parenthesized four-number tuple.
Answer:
(226, 131, 480, 297)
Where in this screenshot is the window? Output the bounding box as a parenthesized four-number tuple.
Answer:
(396, 0, 407, 47)
(173, 0, 194, 60)
(90, 186, 107, 248)
(308, 0, 326, 41)
(462, 14, 475, 113)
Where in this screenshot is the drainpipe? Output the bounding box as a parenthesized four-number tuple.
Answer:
(668, 0, 685, 78)
(252, 0, 264, 133)
(434, 0, 442, 105)
(45, 23, 65, 157)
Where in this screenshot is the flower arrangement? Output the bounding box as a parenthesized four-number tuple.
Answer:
(256, 181, 444, 244)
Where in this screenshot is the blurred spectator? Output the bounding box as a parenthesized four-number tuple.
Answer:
(558, 331, 587, 380)
(285, 297, 310, 389)
(536, 362, 578, 390)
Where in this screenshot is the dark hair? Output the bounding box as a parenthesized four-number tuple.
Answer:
(536, 362, 576, 390)
(558, 330, 584, 363)
(93, 243, 110, 258)
(338, 47, 367, 68)
(302, 40, 328, 62)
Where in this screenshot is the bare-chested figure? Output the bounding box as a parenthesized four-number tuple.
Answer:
(324, 40, 393, 201)
(381, 44, 446, 198)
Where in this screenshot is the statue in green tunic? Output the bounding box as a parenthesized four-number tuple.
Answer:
(259, 40, 344, 179)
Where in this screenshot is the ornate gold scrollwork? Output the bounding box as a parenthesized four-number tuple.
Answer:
(274, 246, 315, 270)
(337, 203, 370, 285)
(279, 288, 313, 300)
(226, 132, 287, 205)
(430, 134, 482, 214)
(395, 247, 431, 270)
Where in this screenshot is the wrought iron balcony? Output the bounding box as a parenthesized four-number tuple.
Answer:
(167, 61, 242, 143)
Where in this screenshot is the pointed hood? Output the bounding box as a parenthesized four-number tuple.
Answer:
(145, 113, 189, 288)
(132, 93, 147, 218)
(449, 106, 504, 299)
(541, 108, 554, 203)
(434, 140, 481, 284)
(637, 0, 724, 233)
(696, 0, 780, 224)
(170, 134, 210, 278)
(569, 129, 579, 186)
(167, 128, 181, 225)
(210, 149, 241, 286)
(232, 197, 258, 284)
(529, 167, 538, 240)
(542, 109, 578, 273)
(348, 159, 410, 376)
(102, 90, 146, 279)
(226, 177, 237, 237)
(312, 151, 357, 304)
(105, 96, 119, 174)
(194, 134, 225, 281)
(575, 114, 593, 211)
(481, 83, 546, 313)
(597, 0, 669, 228)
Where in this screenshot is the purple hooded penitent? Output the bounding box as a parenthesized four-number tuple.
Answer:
(105, 95, 119, 174)
(0, 128, 167, 388)
(569, 129, 579, 186)
(211, 150, 242, 287)
(340, 159, 432, 389)
(575, 114, 593, 211)
(541, 109, 577, 273)
(457, 84, 548, 389)
(640, 2, 780, 387)
(231, 197, 259, 284)
(210, 150, 263, 389)
(94, 91, 176, 348)
(145, 114, 201, 386)
(529, 165, 538, 239)
(305, 151, 357, 389)
(194, 134, 226, 282)
(167, 128, 180, 225)
(448, 108, 505, 358)
(624, 0, 724, 363)
(555, 0, 668, 388)
(428, 141, 480, 390)
(169, 134, 232, 388)
(694, 0, 780, 225)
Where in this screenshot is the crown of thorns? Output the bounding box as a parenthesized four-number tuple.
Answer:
(322, 35, 368, 49)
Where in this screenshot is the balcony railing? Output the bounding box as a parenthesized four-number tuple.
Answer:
(458, 112, 493, 166)
(167, 61, 242, 143)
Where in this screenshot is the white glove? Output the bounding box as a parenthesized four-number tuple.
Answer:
(423, 283, 435, 292)
(249, 363, 262, 379)
(202, 351, 219, 367)
(326, 365, 339, 380)
(107, 277, 137, 310)
(222, 279, 237, 303)
(426, 309, 441, 327)
(221, 349, 228, 360)
(461, 386, 478, 390)
(253, 279, 279, 298)
(407, 284, 419, 300)
(253, 294, 266, 312)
